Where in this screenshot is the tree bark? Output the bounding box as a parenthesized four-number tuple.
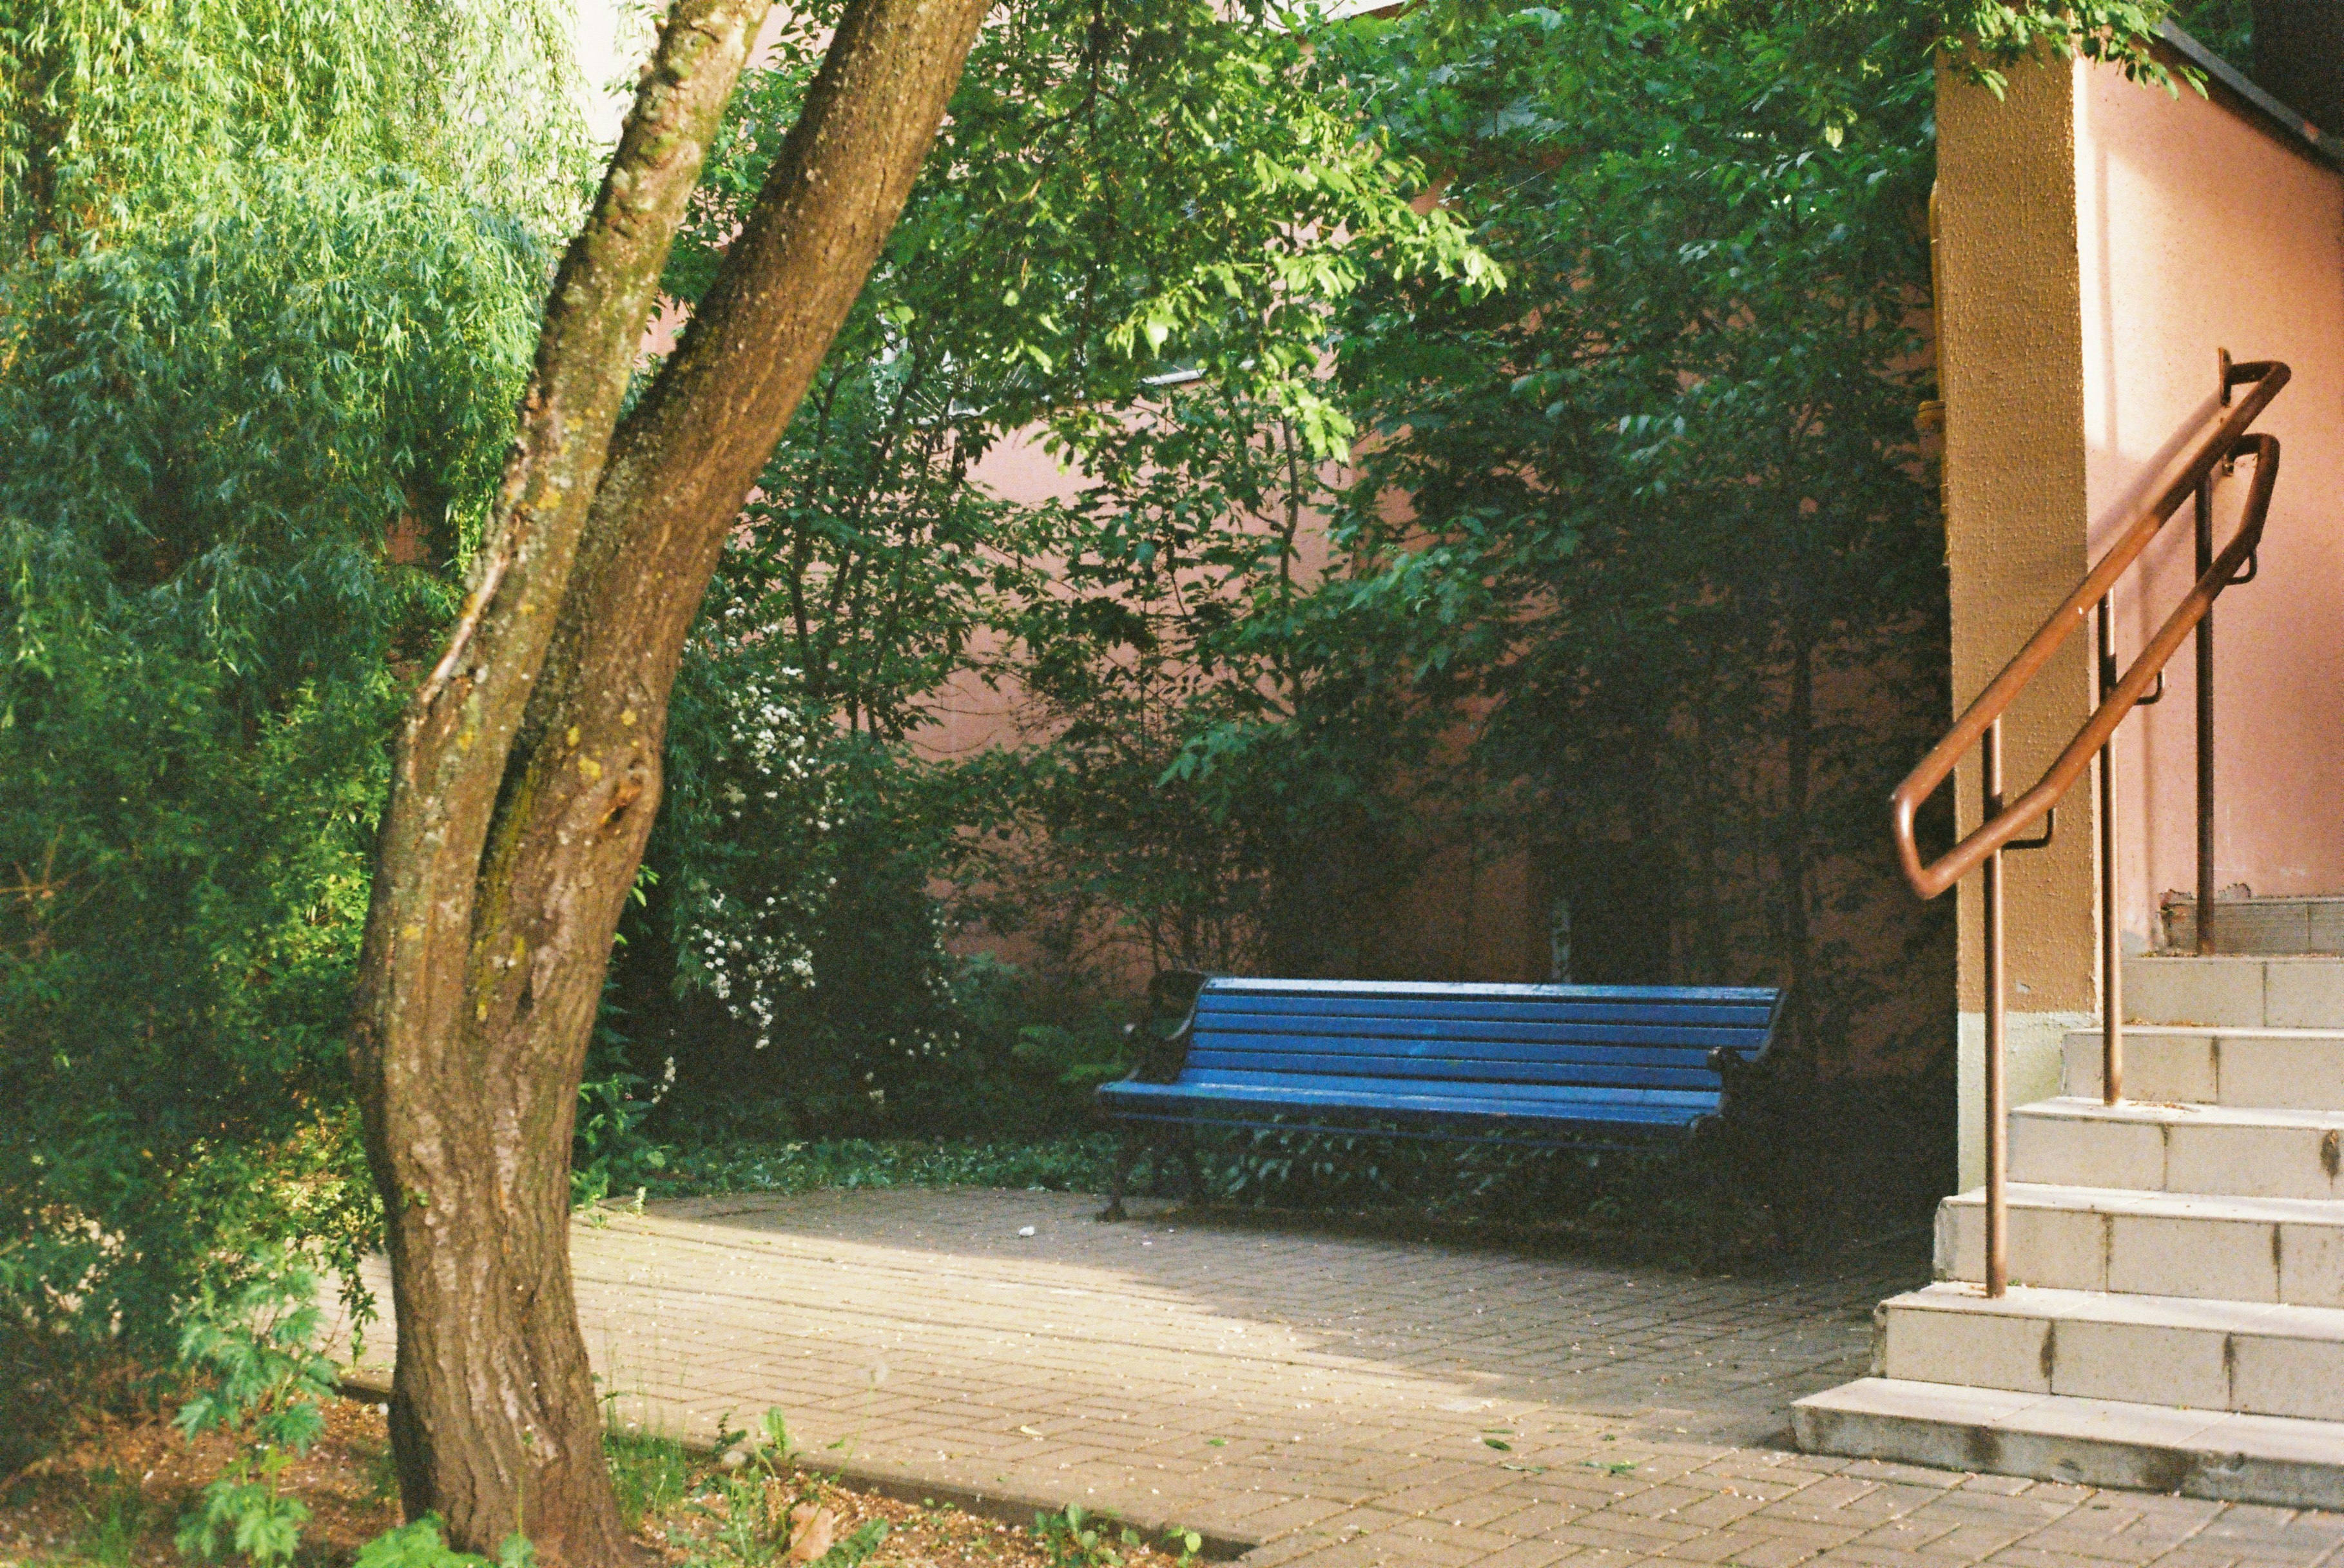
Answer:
(348, 0, 989, 1560)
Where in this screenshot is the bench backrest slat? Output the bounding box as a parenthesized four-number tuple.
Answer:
(1187, 1050, 1723, 1090)
(1195, 1018, 1764, 1050)
(1201, 994, 1776, 1028)
(1197, 978, 1772, 1000)
(1173, 977, 1778, 1098)
(1189, 1035, 1726, 1067)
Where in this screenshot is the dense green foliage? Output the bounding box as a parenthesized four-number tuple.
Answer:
(1304, 0, 1951, 1070)
(0, 0, 583, 250)
(645, 1134, 1122, 1201)
(616, 0, 1489, 1133)
(634, 0, 1957, 1127)
(0, 609, 393, 1434)
(2, 165, 545, 682)
(0, 0, 581, 1462)
(2169, 0, 2251, 66)
(1937, 0, 2202, 95)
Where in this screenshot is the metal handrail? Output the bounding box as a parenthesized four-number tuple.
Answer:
(1889, 355, 2289, 1298)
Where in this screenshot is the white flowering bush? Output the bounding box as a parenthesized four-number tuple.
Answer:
(673, 655, 830, 1052)
(637, 593, 970, 1131)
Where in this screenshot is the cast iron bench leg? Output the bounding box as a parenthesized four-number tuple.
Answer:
(1171, 1125, 1202, 1206)
(1097, 1127, 1143, 1222)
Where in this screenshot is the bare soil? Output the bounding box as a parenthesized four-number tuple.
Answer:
(0, 1397, 1189, 1568)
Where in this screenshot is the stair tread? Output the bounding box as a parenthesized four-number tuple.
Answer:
(1796, 1377, 2344, 1461)
(1941, 1182, 2344, 1223)
(2017, 1096, 2344, 1131)
(2163, 896, 2344, 906)
(1887, 1280, 2344, 1338)
(2133, 954, 2344, 963)
(2064, 1025, 2344, 1041)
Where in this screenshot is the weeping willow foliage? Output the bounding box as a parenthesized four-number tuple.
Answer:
(1, 0, 586, 246)
(0, 0, 587, 1455)
(1, 0, 592, 675)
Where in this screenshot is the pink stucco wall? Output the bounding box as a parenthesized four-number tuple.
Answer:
(2077, 61, 2344, 945)
(907, 431, 1085, 763)
(904, 430, 1547, 987)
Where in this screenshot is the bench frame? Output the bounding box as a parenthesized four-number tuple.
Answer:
(1094, 971, 1787, 1224)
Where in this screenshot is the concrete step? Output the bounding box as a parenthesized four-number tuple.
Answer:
(1878, 1281, 2344, 1418)
(2161, 895, 2344, 957)
(2125, 954, 2344, 1029)
(1792, 1376, 2344, 1507)
(2063, 1025, 2344, 1109)
(2011, 1096, 2344, 1199)
(1936, 1183, 2344, 1306)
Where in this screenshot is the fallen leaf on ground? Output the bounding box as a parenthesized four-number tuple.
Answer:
(789, 1504, 838, 1563)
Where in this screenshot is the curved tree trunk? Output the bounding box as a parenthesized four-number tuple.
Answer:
(348, 0, 989, 1560)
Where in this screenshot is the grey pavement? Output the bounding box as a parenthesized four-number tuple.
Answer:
(333, 1189, 2344, 1568)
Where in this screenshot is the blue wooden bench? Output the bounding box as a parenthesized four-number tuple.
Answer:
(1093, 973, 1785, 1221)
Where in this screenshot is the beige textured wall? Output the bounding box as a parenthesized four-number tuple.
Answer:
(2077, 59, 2344, 939)
(1936, 53, 2100, 1021)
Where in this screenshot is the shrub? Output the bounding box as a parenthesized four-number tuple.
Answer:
(0, 608, 389, 1462)
(0, 0, 576, 1458)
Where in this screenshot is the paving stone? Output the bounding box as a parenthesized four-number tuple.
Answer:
(322, 1188, 2344, 1568)
(1462, 1542, 1584, 1568)
(1846, 1517, 1966, 1551)
(1686, 1531, 1828, 1567)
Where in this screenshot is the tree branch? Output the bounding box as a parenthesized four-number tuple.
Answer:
(353, 0, 771, 1152)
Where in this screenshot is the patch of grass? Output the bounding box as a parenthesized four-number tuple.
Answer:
(647, 1136, 1117, 1201)
(356, 1436, 399, 1512)
(603, 1428, 693, 1531)
(1032, 1505, 1199, 1568)
(70, 1469, 155, 1567)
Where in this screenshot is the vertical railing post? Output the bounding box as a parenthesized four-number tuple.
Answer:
(1982, 720, 2009, 1298)
(2097, 600, 2123, 1105)
(2195, 478, 2216, 954)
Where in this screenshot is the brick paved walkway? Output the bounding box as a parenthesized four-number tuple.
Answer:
(336, 1190, 2344, 1568)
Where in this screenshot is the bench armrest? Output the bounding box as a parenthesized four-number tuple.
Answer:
(1112, 969, 1210, 1086)
(1699, 983, 1788, 1134)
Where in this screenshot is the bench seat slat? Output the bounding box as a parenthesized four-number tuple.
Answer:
(1141, 1092, 1718, 1125)
(1098, 1077, 1716, 1128)
(1157, 1067, 1718, 1106)
(1097, 1112, 1663, 1148)
(1184, 1047, 1724, 1088)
